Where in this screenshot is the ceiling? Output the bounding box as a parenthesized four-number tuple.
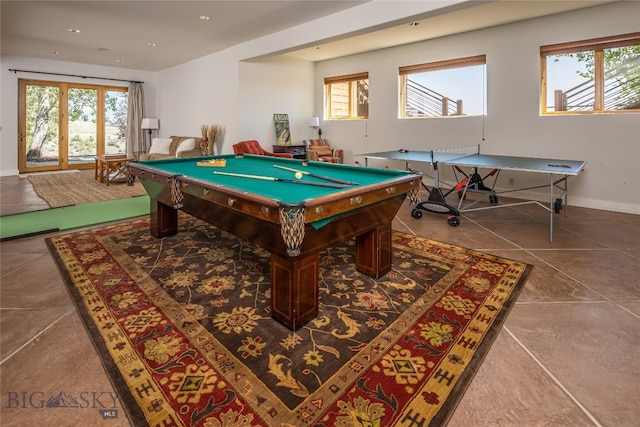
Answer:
(1, 1, 616, 72)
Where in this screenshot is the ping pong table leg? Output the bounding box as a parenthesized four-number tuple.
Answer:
(412, 161, 460, 219)
(549, 174, 576, 242)
(549, 174, 554, 242)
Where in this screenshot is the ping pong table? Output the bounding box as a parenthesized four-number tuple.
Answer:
(359, 145, 587, 242)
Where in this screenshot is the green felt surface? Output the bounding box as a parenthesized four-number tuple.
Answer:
(139, 155, 408, 203)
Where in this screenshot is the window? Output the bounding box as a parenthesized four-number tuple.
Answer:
(325, 72, 369, 119)
(19, 79, 128, 173)
(541, 32, 640, 113)
(399, 55, 486, 118)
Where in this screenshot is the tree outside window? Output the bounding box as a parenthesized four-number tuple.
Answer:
(541, 32, 640, 113)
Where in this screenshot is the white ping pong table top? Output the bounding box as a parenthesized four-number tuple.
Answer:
(359, 149, 586, 175)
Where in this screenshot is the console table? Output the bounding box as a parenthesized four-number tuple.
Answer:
(272, 144, 307, 159)
(95, 154, 134, 186)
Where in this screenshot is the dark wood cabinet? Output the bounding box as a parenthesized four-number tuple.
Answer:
(272, 144, 307, 159)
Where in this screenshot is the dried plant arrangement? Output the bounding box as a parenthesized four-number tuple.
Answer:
(200, 125, 209, 155)
(206, 124, 221, 155)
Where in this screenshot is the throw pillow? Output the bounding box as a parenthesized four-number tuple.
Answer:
(149, 138, 172, 155)
(176, 138, 196, 156)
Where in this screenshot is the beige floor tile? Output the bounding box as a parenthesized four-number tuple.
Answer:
(619, 301, 640, 317)
(0, 311, 131, 427)
(558, 219, 640, 249)
(0, 254, 72, 309)
(486, 250, 604, 303)
(395, 214, 521, 251)
(0, 232, 54, 254)
(505, 302, 640, 426)
(1, 252, 45, 277)
(531, 249, 640, 300)
(0, 308, 71, 361)
(475, 219, 607, 249)
(449, 329, 595, 426)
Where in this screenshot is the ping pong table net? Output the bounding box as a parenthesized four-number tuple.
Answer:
(429, 144, 479, 164)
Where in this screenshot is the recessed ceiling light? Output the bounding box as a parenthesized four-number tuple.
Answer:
(52, 50, 60, 55)
(199, 15, 210, 21)
(147, 42, 156, 47)
(67, 28, 81, 33)
(116, 59, 123, 63)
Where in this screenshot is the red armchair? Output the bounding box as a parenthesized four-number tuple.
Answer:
(232, 140, 293, 158)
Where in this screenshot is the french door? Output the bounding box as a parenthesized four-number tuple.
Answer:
(18, 79, 128, 173)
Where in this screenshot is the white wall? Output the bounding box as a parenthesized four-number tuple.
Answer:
(0, 56, 156, 176)
(155, 50, 238, 152)
(314, 1, 640, 214)
(156, 52, 316, 154)
(239, 56, 316, 147)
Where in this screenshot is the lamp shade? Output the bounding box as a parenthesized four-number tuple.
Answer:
(308, 116, 320, 127)
(141, 118, 159, 130)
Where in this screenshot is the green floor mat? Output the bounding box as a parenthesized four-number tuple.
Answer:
(0, 196, 150, 241)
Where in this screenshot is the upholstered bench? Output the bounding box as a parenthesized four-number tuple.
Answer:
(139, 136, 204, 161)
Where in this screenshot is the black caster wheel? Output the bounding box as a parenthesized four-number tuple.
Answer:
(489, 194, 499, 204)
(554, 198, 563, 214)
(447, 216, 460, 227)
(412, 208, 423, 219)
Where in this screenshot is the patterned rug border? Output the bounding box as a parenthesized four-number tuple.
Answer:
(46, 218, 533, 426)
(46, 221, 150, 426)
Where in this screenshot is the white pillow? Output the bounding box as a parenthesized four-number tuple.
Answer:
(175, 138, 196, 156)
(148, 138, 172, 154)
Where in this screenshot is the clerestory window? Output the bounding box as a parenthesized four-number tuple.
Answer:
(325, 72, 369, 120)
(541, 32, 640, 114)
(399, 55, 486, 118)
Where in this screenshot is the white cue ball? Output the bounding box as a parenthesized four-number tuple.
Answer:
(295, 172, 303, 179)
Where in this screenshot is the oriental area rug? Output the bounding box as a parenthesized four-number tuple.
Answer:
(47, 215, 532, 427)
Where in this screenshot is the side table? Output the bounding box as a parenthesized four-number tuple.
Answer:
(95, 154, 134, 186)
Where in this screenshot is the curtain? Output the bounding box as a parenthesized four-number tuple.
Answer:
(127, 82, 145, 158)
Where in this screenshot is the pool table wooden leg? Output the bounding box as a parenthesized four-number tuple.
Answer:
(355, 222, 392, 278)
(270, 252, 319, 330)
(150, 199, 178, 238)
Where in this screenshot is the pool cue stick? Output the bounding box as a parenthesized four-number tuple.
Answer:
(212, 171, 350, 188)
(273, 165, 358, 186)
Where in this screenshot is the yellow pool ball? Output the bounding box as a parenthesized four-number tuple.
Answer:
(295, 172, 303, 179)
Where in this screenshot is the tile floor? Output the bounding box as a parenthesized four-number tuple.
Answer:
(1, 174, 639, 426)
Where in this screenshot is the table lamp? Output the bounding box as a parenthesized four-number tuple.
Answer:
(308, 116, 322, 139)
(141, 118, 159, 151)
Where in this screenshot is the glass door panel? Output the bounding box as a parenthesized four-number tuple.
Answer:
(105, 89, 128, 154)
(25, 84, 61, 170)
(68, 87, 98, 165)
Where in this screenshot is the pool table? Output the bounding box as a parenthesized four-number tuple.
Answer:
(128, 154, 422, 329)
